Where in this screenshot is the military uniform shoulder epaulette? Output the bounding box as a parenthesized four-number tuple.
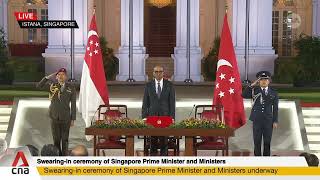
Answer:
(269, 87, 277, 91)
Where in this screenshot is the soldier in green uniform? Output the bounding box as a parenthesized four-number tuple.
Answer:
(37, 68, 76, 156)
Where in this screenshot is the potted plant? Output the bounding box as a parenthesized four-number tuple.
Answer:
(202, 37, 220, 81)
(99, 37, 119, 81)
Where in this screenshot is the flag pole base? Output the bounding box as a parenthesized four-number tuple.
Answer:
(184, 79, 193, 83)
(242, 79, 251, 84)
(126, 78, 136, 82)
(68, 79, 77, 83)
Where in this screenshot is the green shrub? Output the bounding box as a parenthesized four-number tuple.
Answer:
(6, 57, 44, 82)
(272, 57, 300, 83)
(99, 37, 119, 81)
(293, 34, 320, 83)
(202, 37, 220, 81)
(0, 58, 14, 84)
(0, 28, 13, 84)
(0, 28, 7, 57)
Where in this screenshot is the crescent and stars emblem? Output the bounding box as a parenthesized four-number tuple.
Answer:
(217, 59, 233, 70)
(88, 30, 99, 38)
(216, 59, 235, 98)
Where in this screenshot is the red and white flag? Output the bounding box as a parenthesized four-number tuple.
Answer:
(79, 14, 109, 128)
(213, 14, 246, 129)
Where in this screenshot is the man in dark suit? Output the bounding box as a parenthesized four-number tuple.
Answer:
(242, 71, 279, 156)
(37, 68, 76, 156)
(142, 66, 175, 156)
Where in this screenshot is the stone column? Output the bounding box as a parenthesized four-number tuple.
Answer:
(0, 0, 8, 40)
(313, 0, 320, 36)
(116, 0, 148, 81)
(43, 0, 88, 80)
(172, 0, 202, 82)
(232, 0, 277, 80)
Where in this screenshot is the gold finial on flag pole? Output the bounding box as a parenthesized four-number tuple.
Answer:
(225, 4, 228, 13)
(93, 5, 96, 14)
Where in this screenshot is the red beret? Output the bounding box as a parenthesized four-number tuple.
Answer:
(56, 68, 67, 75)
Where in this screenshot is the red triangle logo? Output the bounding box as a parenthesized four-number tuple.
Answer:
(12, 151, 29, 167)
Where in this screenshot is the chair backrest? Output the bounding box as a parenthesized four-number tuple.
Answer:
(96, 105, 128, 141)
(201, 110, 217, 119)
(97, 104, 128, 120)
(195, 105, 224, 121)
(194, 105, 226, 143)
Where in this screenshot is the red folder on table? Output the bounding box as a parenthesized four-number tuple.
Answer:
(146, 116, 173, 128)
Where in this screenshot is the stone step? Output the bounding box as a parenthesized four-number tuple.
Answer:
(0, 108, 12, 115)
(304, 118, 320, 125)
(307, 135, 320, 142)
(305, 124, 320, 127)
(146, 58, 173, 61)
(0, 130, 6, 133)
(302, 109, 320, 117)
(0, 115, 10, 123)
(0, 124, 8, 131)
(146, 60, 173, 63)
(309, 144, 320, 151)
(307, 132, 320, 136)
(0, 133, 6, 139)
(306, 126, 320, 133)
(308, 141, 320, 144)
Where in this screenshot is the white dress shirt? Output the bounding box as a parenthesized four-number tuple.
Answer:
(261, 86, 268, 95)
(155, 78, 163, 94)
(59, 83, 65, 92)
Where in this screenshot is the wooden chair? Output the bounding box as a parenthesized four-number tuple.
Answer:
(143, 136, 180, 156)
(193, 105, 229, 156)
(142, 117, 180, 156)
(93, 104, 127, 156)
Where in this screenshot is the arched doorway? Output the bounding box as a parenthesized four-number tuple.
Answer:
(144, 0, 176, 80)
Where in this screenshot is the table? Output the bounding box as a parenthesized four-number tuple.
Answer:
(85, 128, 234, 156)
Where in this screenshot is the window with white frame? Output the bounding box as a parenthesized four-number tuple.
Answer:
(27, 9, 37, 43)
(41, 9, 48, 43)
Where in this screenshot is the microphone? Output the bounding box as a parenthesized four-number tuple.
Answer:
(90, 107, 100, 126)
(188, 104, 196, 118)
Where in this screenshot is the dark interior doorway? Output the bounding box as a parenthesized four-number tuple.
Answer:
(144, 1, 176, 57)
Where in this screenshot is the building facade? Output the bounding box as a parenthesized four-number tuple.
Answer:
(1, 0, 319, 81)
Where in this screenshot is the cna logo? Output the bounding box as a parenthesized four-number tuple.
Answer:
(11, 151, 29, 175)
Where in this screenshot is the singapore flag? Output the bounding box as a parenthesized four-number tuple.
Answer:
(78, 13, 109, 129)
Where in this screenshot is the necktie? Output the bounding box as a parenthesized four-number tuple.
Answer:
(60, 84, 65, 92)
(263, 88, 267, 96)
(157, 82, 161, 98)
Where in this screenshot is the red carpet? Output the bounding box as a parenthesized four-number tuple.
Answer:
(300, 102, 320, 107)
(0, 101, 13, 105)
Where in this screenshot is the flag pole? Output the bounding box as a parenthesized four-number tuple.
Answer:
(184, 0, 193, 83)
(219, 5, 228, 126)
(243, 0, 251, 84)
(127, 0, 135, 82)
(69, 0, 76, 82)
